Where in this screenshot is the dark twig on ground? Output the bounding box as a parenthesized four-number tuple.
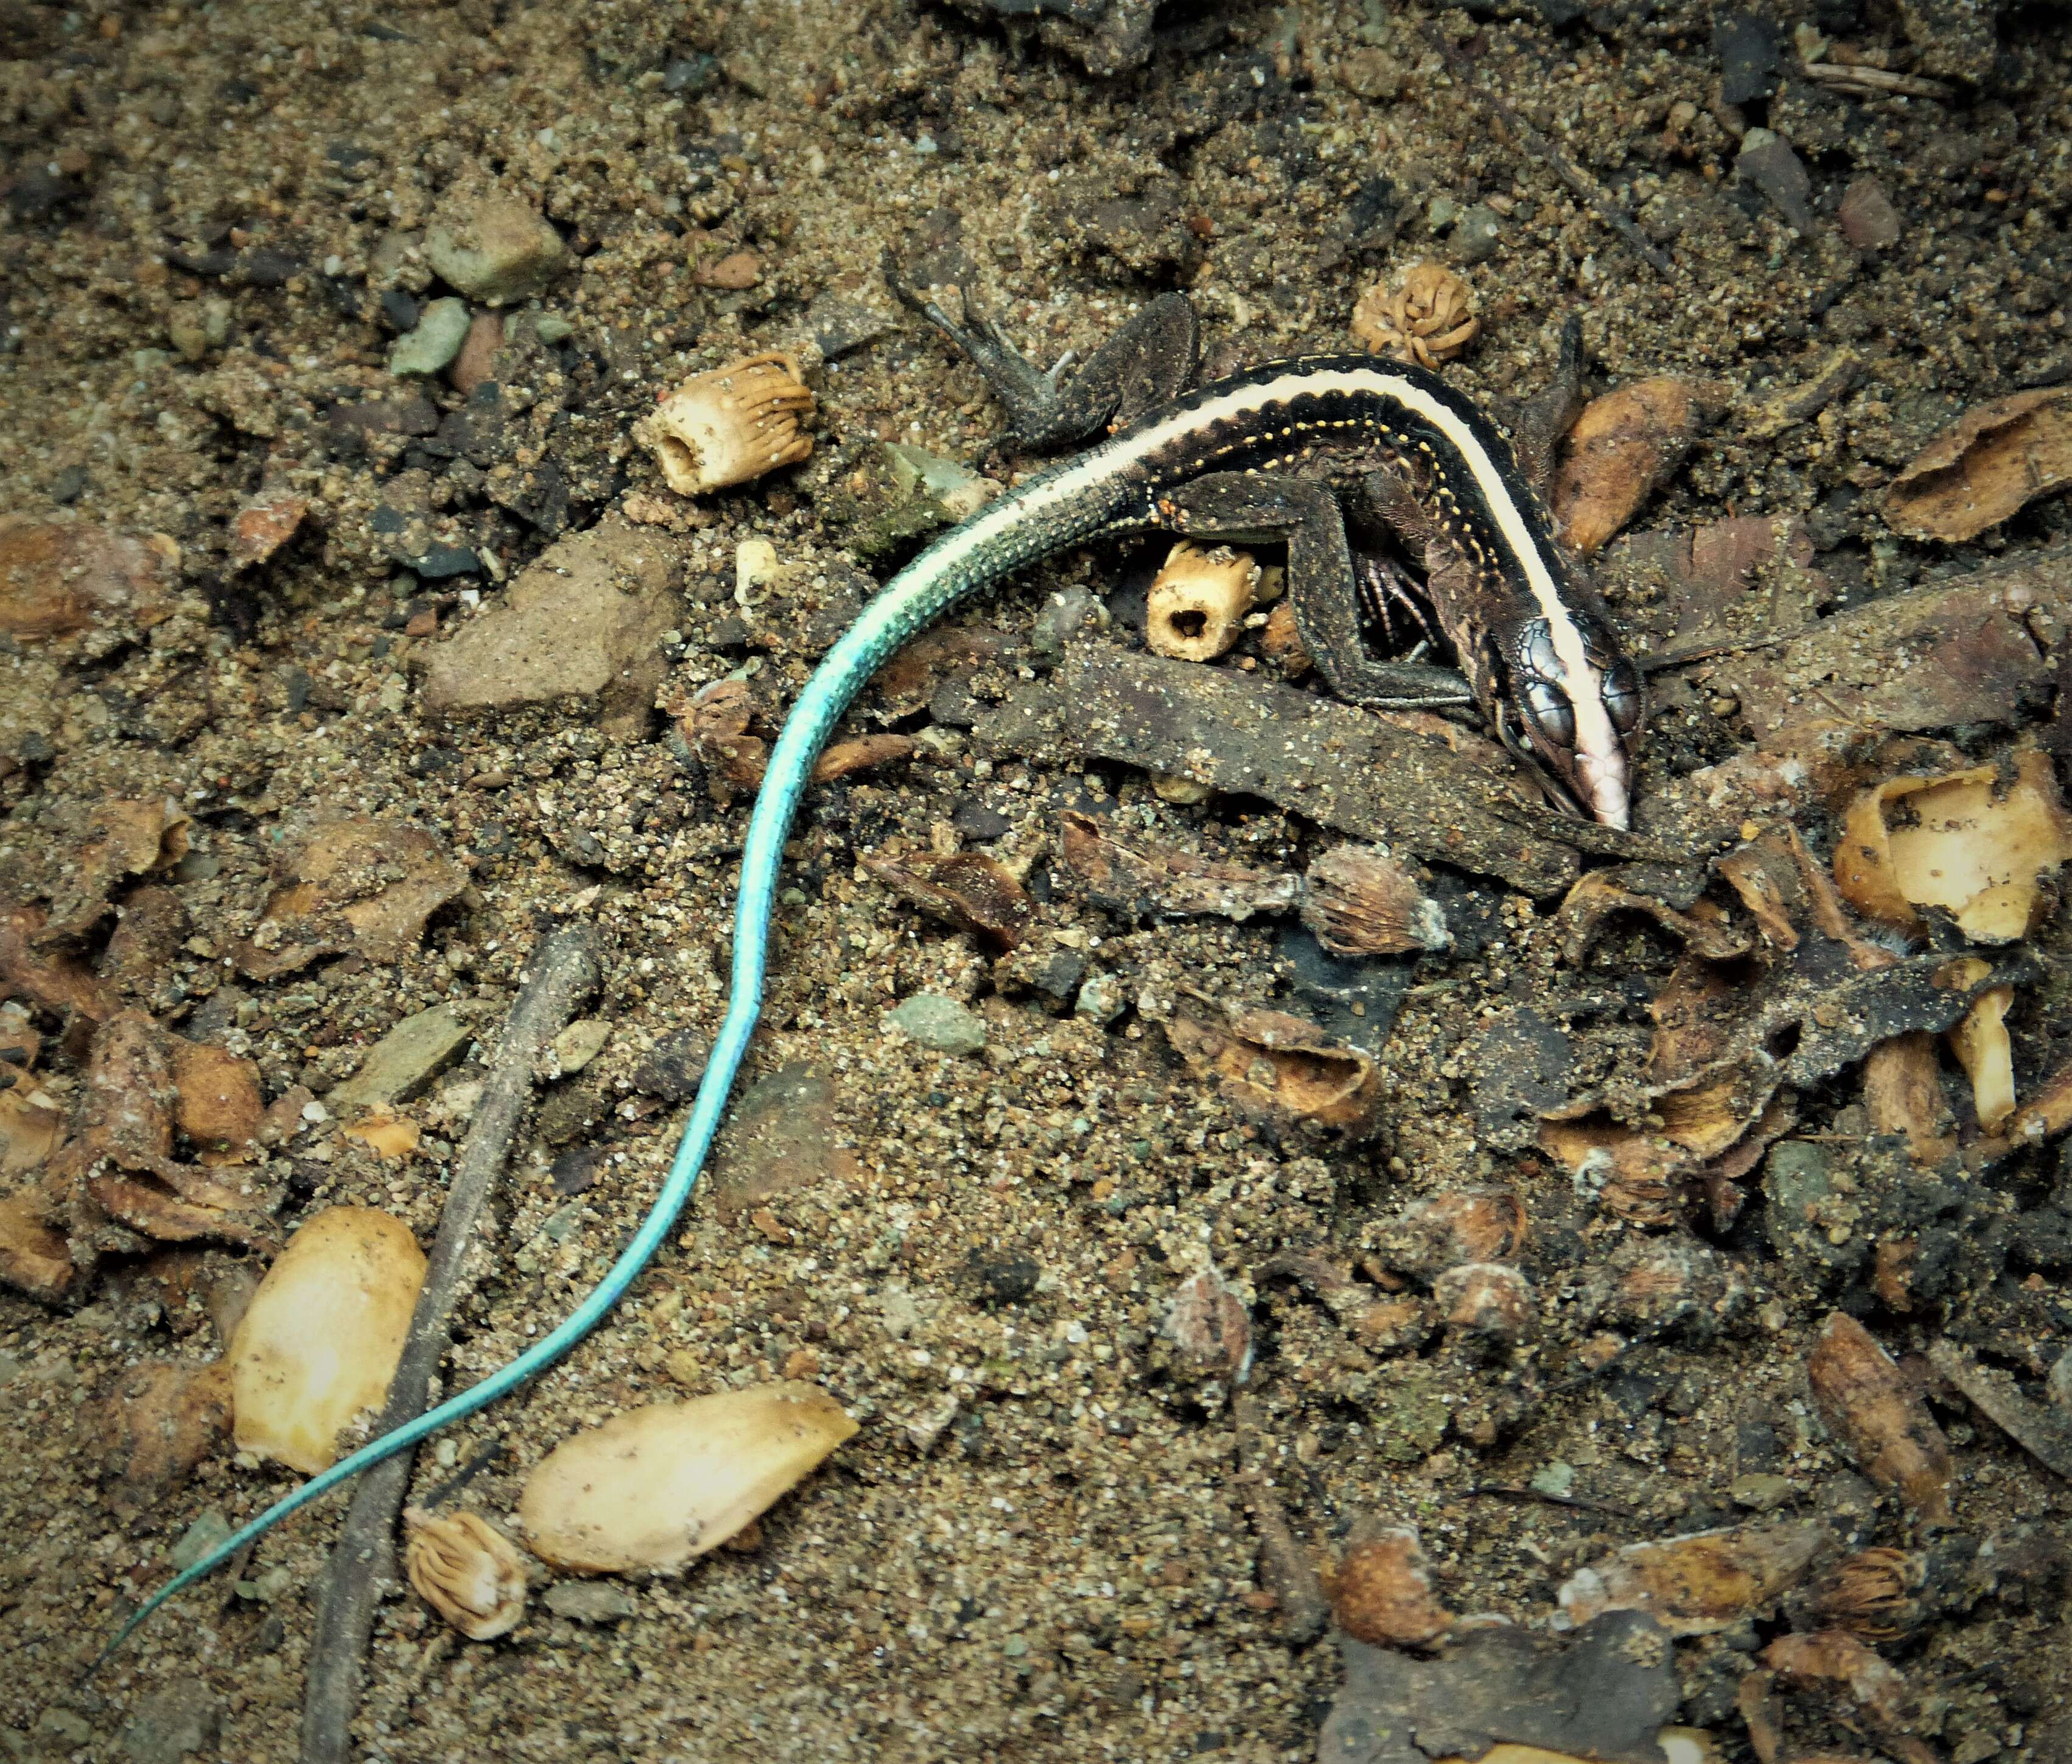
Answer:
(298, 924, 605, 1764)
(1419, 26, 1676, 280)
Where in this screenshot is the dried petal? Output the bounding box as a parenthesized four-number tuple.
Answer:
(1806, 1312, 1953, 1525)
(1302, 844, 1450, 955)
(640, 352, 815, 495)
(405, 1508, 528, 1640)
(519, 1382, 857, 1573)
(1144, 542, 1259, 661)
(1834, 751, 2072, 944)
(229, 1207, 428, 1473)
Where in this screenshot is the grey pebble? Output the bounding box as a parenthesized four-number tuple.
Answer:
(889, 994, 988, 1055)
(545, 1581, 639, 1624)
(1454, 204, 1502, 264)
(389, 297, 472, 376)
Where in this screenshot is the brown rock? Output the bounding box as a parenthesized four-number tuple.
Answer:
(1838, 177, 1903, 252)
(447, 310, 506, 393)
(695, 249, 763, 290)
(421, 515, 683, 739)
(0, 517, 180, 643)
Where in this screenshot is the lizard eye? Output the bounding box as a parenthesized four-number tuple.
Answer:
(1602, 659, 1644, 735)
(1522, 679, 1576, 751)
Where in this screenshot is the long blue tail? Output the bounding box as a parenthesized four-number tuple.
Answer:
(96, 462, 1127, 1668)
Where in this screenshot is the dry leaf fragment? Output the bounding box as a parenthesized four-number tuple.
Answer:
(1761, 1629, 1918, 1737)
(169, 1040, 264, 1160)
(229, 489, 310, 567)
(1164, 996, 1380, 1139)
(405, 1508, 528, 1640)
(673, 677, 768, 801)
(1558, 1520, 1829, 1637)
(97, 1359, 233, 1518)
(1807, 1312, 1953, 1525)
(1059, 811, 1300, 923)
(1834, 751, 2072, 943)
(0, 1087, 65, 1176)
(0, 1185, 74, 1300)
(41, 797, 191, 940)
(1937, 955, 2015, 1129)
(1925, 1339, 2072, 1481)
(811, 733, 915, 784)
(862, 850, 1033, 950)
(0, 904, 118, 1024)
(1557, 869, 1750, 965)
(1885, 384, 2072, 542)
(341, 1111, 423, 1160)
(1301, 844, 1450, 955)
(235, 819, 468, 980)
(1552, 378, 1725, 558)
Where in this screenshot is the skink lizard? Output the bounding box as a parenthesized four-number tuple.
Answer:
(103, 274, 1642, 1662)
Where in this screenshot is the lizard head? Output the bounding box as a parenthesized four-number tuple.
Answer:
(1495, 612, 1645, 831)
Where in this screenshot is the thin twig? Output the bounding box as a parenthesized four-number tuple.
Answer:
(1637, 630, 1798, 675)
(299, 924, 604, 1764)
(1420, 26, 1675, 280)
(1232, 1394, 1332, 1643)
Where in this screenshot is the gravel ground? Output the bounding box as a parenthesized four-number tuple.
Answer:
(2, 2, 2071, 1761)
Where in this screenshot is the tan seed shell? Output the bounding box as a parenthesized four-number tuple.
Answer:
(405, 1508, 528, 1641)
(640, 352, 815, 495)
(1145, 542, 1260, 661)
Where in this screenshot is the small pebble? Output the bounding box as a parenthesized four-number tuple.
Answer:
(389, 297, 472, 376)
(551, 1018, 612, 1074)
(1453, 204, 1501, 263)
(888, 994, 988, 1055)
(169, 1510, 233, 1571)
(1074, 974, 1127, 1025)
(544, 1581, 640, 1624)
(1736, 130, 1816, 235)
(1837, 175, 1903, 253)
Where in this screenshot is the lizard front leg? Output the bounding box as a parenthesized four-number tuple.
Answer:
(884, 249, 1199, 448)
(1155, 472, 1472, 709)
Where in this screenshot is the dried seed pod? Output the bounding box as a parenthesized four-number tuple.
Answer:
(862, 850, 1033, 950)
(1145, 542, 1260, 661)
(1551, 377, 1726, 558)
(1329, 1526, 1453, 1647)
(1165, 997, 1382, 1139)
(1806, 1312, 1953, 1526)
(1937, 956, 2016, 1129)
(1557, 1520, 1829, 1637)
(1834, 751, 2072, 944)
(640, 352, 815, 494)
(229, 1207, 427, 1474)
(1368, 1188, 1528, 1275)
(405, 1508, 528, 1641)
(1798, 1546, 1928, 1641)
(519, 1382, 856, 1573)
(1301, 845, 1450, 955)
(1433, 1263, 1534, 1346)
(1350, 262, 1478, 368)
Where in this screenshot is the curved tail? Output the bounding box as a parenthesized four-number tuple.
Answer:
(97, 462, 1129, 1669)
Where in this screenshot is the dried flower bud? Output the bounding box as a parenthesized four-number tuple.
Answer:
(1351, 263, 1478, 369)
(1329, 1526, 1452, 1647)
(1145, 542, 1260, 661)
(405, 1508, 528, 1641)
(1301, 845, 1450, 957)
(1798, 1546, 1926, 1641)
(640, 352, 814, 495)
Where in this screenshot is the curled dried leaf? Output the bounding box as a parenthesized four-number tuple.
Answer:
(1552, 378, 1725, 558)
(863, 849, 1033, 950)
(1884, 385, 2072, 542)
(1558, 869, 1749, 965)
(1145, 542, 1259, 661)
(1165, 996, 1381, 1139)
(405, 1508, 528, 1640)
(1059, 811, 1299, 922)
(812, 733, 915, 784)
(1937, 955, 2015, 1129)
(1834, 751, 2072, 943)
(640, 352, 815, 494)
(1302, 844, 1450, 956)
(1558, 1520, 1829, 1637)
(1806, 1312, 1953, 1526)
(235, 819, 467, 980)
(42, 796, 191, 939)
(1350, 262, 1478, 368)
(673, 677, 769, 801)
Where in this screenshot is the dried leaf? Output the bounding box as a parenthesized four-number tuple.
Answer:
(1558, 1520, 1829, 1637)
(1807, 1312, 1954, 1525)
(0, 904, 118, 1024)
(1885, 385, 2072, 542)
(41, 797, 191, 939)
(1834, 751, 2072, 943)
(1861, 1033, 1956, 1166)
(235, 819, 467, 980)
(169, 1039, 264, 1160)
(0, 1185, 73, 1300)
(863, 850, 1033, 950)
(0, 1087, 65, 1176)
(1552, 378, 1725, 558)
(1559, 869, 1750, 965)
(811, 733, 915, 783)
(1165, 996, 1381, 1139)
(1059, 811, 1299, 922)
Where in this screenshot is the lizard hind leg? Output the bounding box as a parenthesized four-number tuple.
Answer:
(1157, 471, 1471, 710)
(883, 247, 1197, 448)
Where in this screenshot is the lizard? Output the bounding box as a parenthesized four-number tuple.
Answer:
(99, 262, 1644, 1663)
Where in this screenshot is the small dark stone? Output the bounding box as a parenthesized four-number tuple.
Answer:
(965, 1252, 1041, 1306)
(951, 800, 1012, 841)
(1342, 175, 1399, 249)
(49, 465, 90, 505)
(631, 1025, 709, 1102)
(1714, 12, 1782, 108)
(472, 820, 514, 857)
(4, 166, 79, 221)
(1031, 948, 1088, 1003)
(379, 288, 420, 331)
(166, 245, 235, 278)
(326, 140, 378, 171)
(662, 53, 720, 94)
(283, 668, 311, 712)
(239, 247, 298, 287)
(550, 1147, 606, 1197)
(218, 77, 260, 106)
(413, 544, 481, 579)
(707, 612, 751, 651)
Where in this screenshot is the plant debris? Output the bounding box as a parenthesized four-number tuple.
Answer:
(1885, 386, 2072, 542)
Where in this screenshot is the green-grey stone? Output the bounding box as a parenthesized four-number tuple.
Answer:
(889, 994, 987, 1056)
(328, 1003, 473, 1111)
(545, 1581, 638, 1623)
(389, 297, 472, 375)
(169, 1511, 232, 1572)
